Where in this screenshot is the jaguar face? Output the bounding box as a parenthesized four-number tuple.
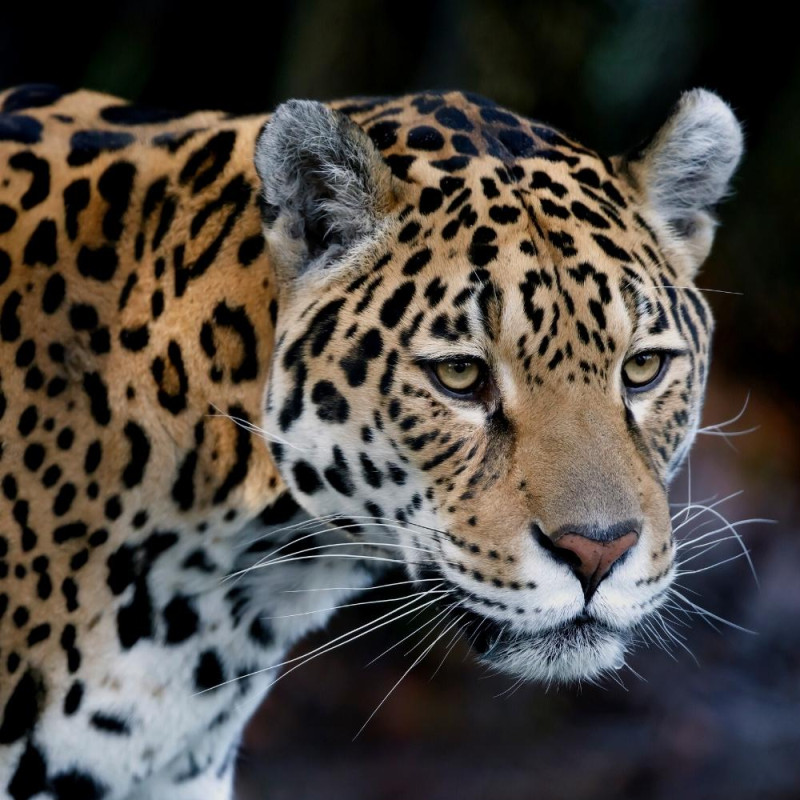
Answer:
(255, 90, 741, 682)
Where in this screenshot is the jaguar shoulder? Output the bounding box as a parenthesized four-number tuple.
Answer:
(0, 84, 742, 800)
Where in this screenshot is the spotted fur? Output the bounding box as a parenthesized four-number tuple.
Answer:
(0, 84, 741, 799)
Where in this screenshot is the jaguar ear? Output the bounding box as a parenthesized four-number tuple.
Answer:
(255, 100, 395, 285)
(625, 89, 743, 274)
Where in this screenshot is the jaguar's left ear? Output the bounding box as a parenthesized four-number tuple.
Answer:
(623, 89, 744, 275)
(255, 100, 395, 287)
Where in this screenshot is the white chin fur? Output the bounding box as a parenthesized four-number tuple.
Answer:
(481, 625, 628, 684)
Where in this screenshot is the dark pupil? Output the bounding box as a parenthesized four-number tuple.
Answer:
(635, 354, 651, 366)
(453, 362, 469, 373)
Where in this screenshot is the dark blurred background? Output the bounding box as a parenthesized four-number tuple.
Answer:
(3, 2, 798, 798)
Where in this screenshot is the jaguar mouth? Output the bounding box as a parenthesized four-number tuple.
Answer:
(414, 566, 630, 682)
(458, 607, 629, 683)
(461, 608, 614, 656)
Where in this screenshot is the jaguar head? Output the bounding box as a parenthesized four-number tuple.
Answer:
(254, 89, 742, 682)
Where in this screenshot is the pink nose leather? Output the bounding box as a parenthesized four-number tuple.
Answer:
(553, 531, 639, 599)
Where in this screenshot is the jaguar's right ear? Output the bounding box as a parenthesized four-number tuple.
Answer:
(622, 89, 743, 275)
(255, 100, 395, 286)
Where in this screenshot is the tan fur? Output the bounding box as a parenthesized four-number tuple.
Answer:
(0, 90, 279, 707)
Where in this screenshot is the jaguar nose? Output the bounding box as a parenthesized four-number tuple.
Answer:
(539, 523, 640, 602)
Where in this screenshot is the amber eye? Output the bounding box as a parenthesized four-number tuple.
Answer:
(622, 352, 665, 390)
(433, 360, 483, 395)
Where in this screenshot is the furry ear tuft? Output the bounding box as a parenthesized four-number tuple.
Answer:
(626, 89, 744, 273)
(255, 100, 394, 283)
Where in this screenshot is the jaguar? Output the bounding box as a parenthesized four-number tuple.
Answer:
(0, 83, 742, 799)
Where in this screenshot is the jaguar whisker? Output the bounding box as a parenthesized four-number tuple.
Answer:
(353, 610, 466, 740)
(196, 586, 447, 694)
(260, 589, 451, 621)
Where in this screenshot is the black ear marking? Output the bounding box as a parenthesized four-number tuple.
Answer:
(255, 100, 394, 283)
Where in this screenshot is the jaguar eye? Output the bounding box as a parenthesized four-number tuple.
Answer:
(622, 352, 665, 391)
(432, 359, 483, 395)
